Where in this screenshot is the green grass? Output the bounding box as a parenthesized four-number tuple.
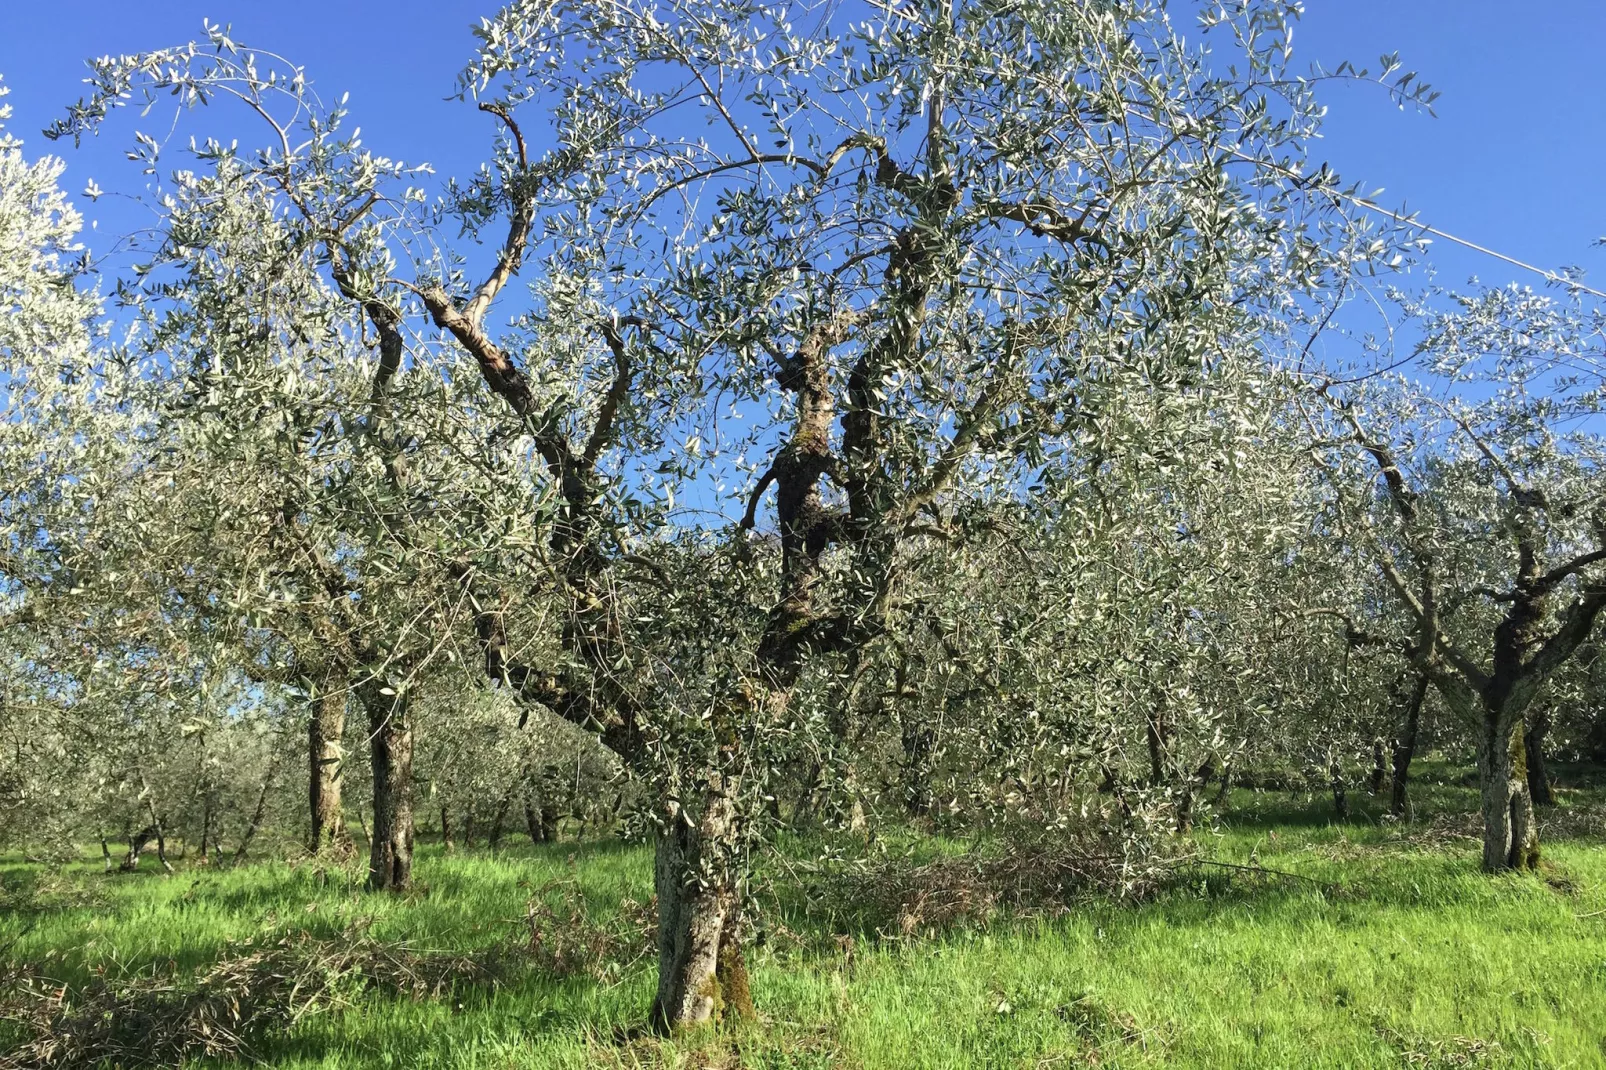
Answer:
(3, 768, 1604, 1069)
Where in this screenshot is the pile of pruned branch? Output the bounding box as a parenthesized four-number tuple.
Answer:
(0, 928, 503, 1068)
(787, 828, 1182, 943)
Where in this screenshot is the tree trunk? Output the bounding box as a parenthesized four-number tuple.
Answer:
(122, 825, 154, 870)
(1390, 673, 1428, 820)
(649, 790, 754, 1032)
(440, 806, 454, 852)
(308, 685, 348, 853)
(1328, 749, 1348, 819)
(365, 687, 414, 891)
(1367, 737, 1387, 795)
(488, 791, 512, 850)
(233, 752, 280, 864)
(1523, 708, 1556, 807)
(523, 792, 548, 844)
(1144, 710, 1167, 788)
(198, 791, 213, 863)
(1477, 714, 1539, 872)
(1176, 756, 1215, 833)
(142, 785, 174, 873)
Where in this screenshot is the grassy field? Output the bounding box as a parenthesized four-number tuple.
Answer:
(2, 766, 1603, 1069)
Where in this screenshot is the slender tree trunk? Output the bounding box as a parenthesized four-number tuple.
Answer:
(1477, 713, 1539, 872)
(233, 752, 280, 864)
(488, 791, 512, 850)
(1367, 737, 1387, 795)
(463, 809, 476, 849)
(364, 686, 414, 891)
(1390, 673, 1428, 820)
(1523, 708, 1556, 806)
(142, 782, 174, 874)
(1328, 749, 1348, 819)
(440, 806, 454, 852)
(100, 833, 114, 872)
(198, 791, 213, 864)
(649, 787, 753, 1032)
(1144, 710, 1167, 787)
(523, 791, 548, 844)
(1176, 756, 1215, 833)
(308, 685, 348, 853)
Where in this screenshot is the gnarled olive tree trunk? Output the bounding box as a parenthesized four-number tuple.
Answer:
(649, 784, 753, 1032)
(308, 683, 349, 853)
(1476, 715, 1539, 872)
(363, 685, 414, 891)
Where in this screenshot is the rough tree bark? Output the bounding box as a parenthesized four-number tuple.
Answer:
(308, 683, 349, 853)
(363, 685, 414, 891)
(1523, 707, 1556, 807)
(649, 786, 753, 1032)
(1477, 715, 1539, 871)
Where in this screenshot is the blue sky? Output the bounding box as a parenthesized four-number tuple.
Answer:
(2, 0, 1602, 294)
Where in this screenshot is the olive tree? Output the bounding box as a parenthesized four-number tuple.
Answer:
(1317, 282, 1606, 871)
(46, 0, 1428, 1028)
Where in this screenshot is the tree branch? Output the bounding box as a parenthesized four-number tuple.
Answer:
(462, 102, 535, 330)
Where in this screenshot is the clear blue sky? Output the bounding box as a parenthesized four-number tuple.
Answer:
(2, 0, 1602, 291)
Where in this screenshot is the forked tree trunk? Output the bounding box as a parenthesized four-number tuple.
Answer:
(649, 790, 754, 1032)
(141, 784, 174, 873)
(1390, 673, 1428, 820)
(121, 825, 153, 870)
(365, 687, 414, 891)
(308, 685, 349, 853)
(1523, 708, 1556, 807)
(1477, 714, 1539, 872)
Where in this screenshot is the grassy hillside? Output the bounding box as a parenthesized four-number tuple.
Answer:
(1, 768, 1603, 1069)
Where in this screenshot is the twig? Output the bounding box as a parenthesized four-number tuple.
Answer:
(1189, 858, 1340, 890)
